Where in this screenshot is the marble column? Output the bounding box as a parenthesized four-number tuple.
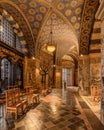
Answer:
(96, 0, 104, 125)
(78, 55, 90, 96)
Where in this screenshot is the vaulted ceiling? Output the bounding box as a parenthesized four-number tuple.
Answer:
(0, 0, 99, 63)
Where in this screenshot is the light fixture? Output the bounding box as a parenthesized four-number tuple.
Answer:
(80, 54, 83, 57)
(32, 56, 35, 60)
(47, 13, 55, 53)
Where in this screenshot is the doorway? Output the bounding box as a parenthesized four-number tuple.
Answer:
(62, 68, 73, 89)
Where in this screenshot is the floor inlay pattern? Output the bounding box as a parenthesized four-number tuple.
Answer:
(0, 89, 104, 130)
(14, 89, 89, 130)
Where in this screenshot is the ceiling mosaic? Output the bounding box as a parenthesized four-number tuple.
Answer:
(37, 10, 78, 59)
(0, 0, 99, 61)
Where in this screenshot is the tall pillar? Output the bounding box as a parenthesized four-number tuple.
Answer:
(0, 59, 2, 89)
(96, 0, 104, 125)
(78, 55, 90, 95)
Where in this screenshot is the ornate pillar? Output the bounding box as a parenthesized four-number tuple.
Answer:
(23, 56, 36, 88)
(78, 55, 90, 95)
(96, 0, 104, 125)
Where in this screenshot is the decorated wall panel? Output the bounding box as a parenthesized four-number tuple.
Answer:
(78, 55, 90, 95)
(89, 53, 101, 101)
(23, 57, 36, 88)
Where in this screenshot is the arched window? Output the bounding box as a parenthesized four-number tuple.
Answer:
(16, 35, 24, 53)
(1, 58, 10, 81)
(0, 16, 15, 46)
(0, 16, 25, 53)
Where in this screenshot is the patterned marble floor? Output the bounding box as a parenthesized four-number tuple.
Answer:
(0, 88, 104, 130)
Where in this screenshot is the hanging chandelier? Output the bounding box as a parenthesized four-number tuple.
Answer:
(47, 15, 55, 53)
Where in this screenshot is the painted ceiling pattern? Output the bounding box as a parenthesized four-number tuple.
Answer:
(37, 10, 78, 59)
(0, 0, 98, 60)
(79, 0, 99, 55)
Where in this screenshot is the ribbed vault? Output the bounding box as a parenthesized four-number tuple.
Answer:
(0, 0, 99, 64)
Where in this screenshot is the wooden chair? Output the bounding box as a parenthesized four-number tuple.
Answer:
(5, 88, 27, 120)
(26, 87, 40, 106)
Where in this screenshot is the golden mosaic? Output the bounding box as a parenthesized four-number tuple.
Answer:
(71, 0, 77, 8)
(71, 16, 77, 23)
(36, 14, 43, 21)
(65, 10, 72, 16)
(34, 22, 40, 28)
(29, 1, 37, 8)
(79, 0, 99, 54)
(57, 3, 65, 10)
(27, 16, 34, 22)
(28, 9, 36, 15)
(74, 23, 80, 29)
(75, 8, 81, 14)
(19, 4, 27, 10)
(37, 12, 78, 58)
(40, 7, 47, 13)
(0, 0, 86, 57)
(51, 13, 57, 19)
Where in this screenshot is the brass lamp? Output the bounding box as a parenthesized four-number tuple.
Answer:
(47, 16, 55, 52)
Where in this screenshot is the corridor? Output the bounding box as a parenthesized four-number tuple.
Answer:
(0, 88, 103, 130)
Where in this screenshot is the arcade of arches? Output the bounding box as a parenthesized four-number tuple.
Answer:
(0, 0, 104, 130)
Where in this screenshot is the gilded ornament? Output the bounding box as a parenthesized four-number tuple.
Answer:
(75, 8, 81, 14)
(58, 19, 63, 24)
(74, 23, 80, 29)
(57, 3, 65, 10)
(40, 7, 46, 13)
(65, 9, 72, 16)
(71, 16, 77, 23)
(28, 9, 35, 15)
(19, 4, 27, 9)
(34, 22, 40, 28)
(28, 16, 34, 22)
(36, 14, 42, 21)
(29, 1, 37, 8)
(71, 0, 77, 8)
(51, 13, 57, 19)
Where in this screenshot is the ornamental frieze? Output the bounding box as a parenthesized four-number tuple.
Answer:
(0, 46, 23, 62)
(79, 0, 99, 55)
